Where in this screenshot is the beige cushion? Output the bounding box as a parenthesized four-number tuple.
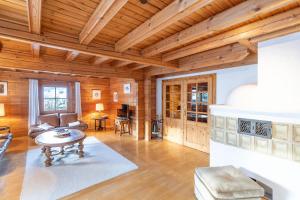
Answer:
(60, 113, 78, 127)
(195, 166, 264, 199)
(39, 113, 59, 127)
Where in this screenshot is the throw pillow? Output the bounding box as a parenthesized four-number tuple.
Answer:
(38, 123, 54, 130)
(68, 121, 80, 127)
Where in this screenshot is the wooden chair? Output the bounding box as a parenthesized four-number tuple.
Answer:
(114, 118, 131, 136)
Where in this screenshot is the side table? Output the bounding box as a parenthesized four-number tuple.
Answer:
(93, 116, 108, 131)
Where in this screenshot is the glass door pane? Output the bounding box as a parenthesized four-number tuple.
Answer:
(165, 84, 181, 119)
(186, 81, 209, 123)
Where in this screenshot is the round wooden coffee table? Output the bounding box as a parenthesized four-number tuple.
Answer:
(35, 129, 86, 167)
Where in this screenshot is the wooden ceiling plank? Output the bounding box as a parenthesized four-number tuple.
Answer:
(65, 50, 80, 62)
(142, 0, 296, 57)
(79, 0, 128, 45)
(115, 0, 214, 52)
(162, 7, 300, 61)
(0, 25, 178, 69)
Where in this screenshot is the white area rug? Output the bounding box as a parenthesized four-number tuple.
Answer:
(20, 136, 138, 200)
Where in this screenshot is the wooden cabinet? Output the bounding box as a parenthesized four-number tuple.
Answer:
(162, 75, 215, 153)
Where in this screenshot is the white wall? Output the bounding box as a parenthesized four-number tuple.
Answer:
(258, 32, 300, 113)
(156, 64, 258, 117)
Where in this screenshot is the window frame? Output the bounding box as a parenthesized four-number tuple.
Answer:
(39, 81, 73, 114)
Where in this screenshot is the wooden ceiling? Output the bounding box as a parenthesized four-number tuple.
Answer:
(0, 0, 299, 79)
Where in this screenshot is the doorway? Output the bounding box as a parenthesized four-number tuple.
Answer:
(162, 74, 215, 153)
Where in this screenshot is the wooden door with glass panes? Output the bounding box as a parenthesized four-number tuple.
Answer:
(162, 80, 184, 145)
(183, 76, 214, 153)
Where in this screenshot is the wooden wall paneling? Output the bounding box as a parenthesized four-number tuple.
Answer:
(0, 71, 112, 137)
(151, 77, 156, 122)
(80, 78, 112, 130)
(109, 78, 137, 136)
(144, 77, 151, 141)
(0, 74, 28, 137)
(135, 80, 145, 140)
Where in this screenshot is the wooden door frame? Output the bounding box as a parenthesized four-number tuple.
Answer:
(162, 74, 216, 151)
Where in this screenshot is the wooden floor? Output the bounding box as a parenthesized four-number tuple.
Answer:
(0, 131, 209, 200)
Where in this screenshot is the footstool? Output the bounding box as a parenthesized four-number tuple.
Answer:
(194, 166, 264, 200)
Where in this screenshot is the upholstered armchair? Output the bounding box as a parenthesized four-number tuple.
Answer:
(0, 132, 13, 160)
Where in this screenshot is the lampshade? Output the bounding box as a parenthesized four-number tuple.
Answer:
(96, 103, 104, 111)
(0, 103, 5, 117)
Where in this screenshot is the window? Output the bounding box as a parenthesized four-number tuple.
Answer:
(43, 86, 68, 112)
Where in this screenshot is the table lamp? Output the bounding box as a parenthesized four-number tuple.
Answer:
(95, 103, 104, 118)
(96, 103, 104, 112)
(0, 103, 5, 117)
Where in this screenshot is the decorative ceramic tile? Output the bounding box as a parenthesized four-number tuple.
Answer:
(292, 144, 300, 162)
(226, 117, 238, 131)
(226, 131, 237, 146)
(254, 137, 270, 154)
(272, 123, 289, 141)
(215, 116, 225, 129)
(293, 125, 300, 142)
(239, 135, 253, 150)
(272, 140, 289, 159)
(211, 115, 215, 129)
(211, 116, 300, 163)
(214, 129, 225, 143)
(210, 128, 215, 139)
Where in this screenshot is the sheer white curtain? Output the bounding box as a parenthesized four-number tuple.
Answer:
(75, 82, 82, 119)
(28, 79, 40, 129)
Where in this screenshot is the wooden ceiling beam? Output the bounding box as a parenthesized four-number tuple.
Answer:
(112, 60, 132, 68)
(31, 43, 40, 58)
(146, 44, 250, 76)
(27, 0, 42, 58)
(162, 7, 300, 61)
(0, 25, 178, 69)
(90, 56, 110, 65)
(79, 0, 128, 45)
(115, 0, 214, 52)
(142, 0, 296, 57)
(238, 39, 257, 53)
(179, 44, 249, 70)
(0, 50, 143, 79)
(130, 64, 151, 71)
(65, 51, 80, 62)
(155, 54, 257, 78)
(27, 0, 42, 34)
